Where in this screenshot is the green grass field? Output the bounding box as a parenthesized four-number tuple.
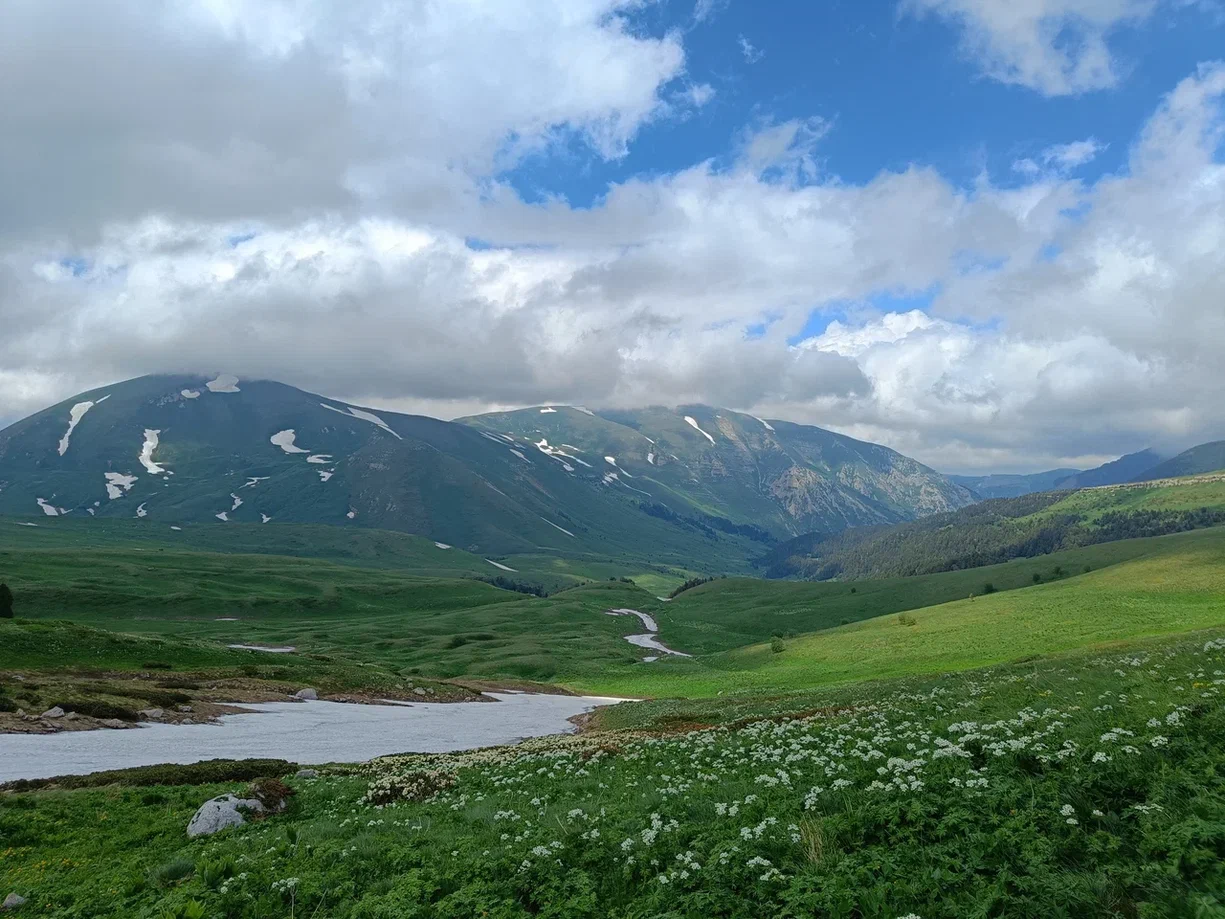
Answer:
(7, 524, 1225, 702)
(576, 527, 1225, 697)
(0, 516, 719, 595)
(4, 628, 1224, 917)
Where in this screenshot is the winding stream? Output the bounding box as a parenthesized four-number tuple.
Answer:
(605, 608, 691, 661)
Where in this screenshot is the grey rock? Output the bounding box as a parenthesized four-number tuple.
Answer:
(40, 706, 65, 719)
(101, 718, 127, 729)
(3, 893, 27, 910)
(64, 712, 78, 721)
(293, 688, 318, 701)
(186, 794, 283, 837)
(139, 708, 165, 719)
(177, 704, 193, 713)
(413, 687, 427, 696)
(15, 709, 25, 718)
(295, 768, 319, 779)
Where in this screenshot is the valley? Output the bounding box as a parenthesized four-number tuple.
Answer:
(3, 379, 1225, 917)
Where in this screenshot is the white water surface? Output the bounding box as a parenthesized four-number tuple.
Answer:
(0, 693, 622, 782)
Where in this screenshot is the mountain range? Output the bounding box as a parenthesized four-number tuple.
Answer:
(0, 374, 972, 570)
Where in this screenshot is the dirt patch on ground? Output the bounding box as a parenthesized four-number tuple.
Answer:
(0, 669, 481, 735)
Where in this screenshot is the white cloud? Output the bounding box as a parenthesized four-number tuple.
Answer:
(902, 0, 1170, 95)
(0, 2, 1223, 473)
(0, 0, 686, 239)
(738, 35, 764, 63)
(1014, 137, 1107, 174)
(681, 83, 717, 108)
(693, 0, 728, 23)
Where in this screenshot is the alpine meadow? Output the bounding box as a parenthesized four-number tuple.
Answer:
(4, 2, 1225, 918)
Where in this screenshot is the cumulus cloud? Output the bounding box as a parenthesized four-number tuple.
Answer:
(902, 0, 1175, 95)
(0, 0, 685, 240)
(0, 0, 1223, 474)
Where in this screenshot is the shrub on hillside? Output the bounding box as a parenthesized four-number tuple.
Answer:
(0, 582, 13, 619)
(362, 768, 456, 806)
(0, 758, 295, 792)
(54, 699, 140, 722)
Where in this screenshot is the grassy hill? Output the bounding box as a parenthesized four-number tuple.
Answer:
(759, 474, 1225, 580)
(582, 525, 1225, 698)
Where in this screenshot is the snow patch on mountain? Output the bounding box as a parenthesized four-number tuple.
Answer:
(684, 416, 715, 444)
(271, 430, 310, 454)
(318, 470, 334, 482)
(539, 407, 557, 413)
(58, 401, 97, 456)
(540, 517, 576, 538)
(306, 454, 332, 464)
(135, 503, 147, 518)
(104, 472, 138, 499)
(229, 493, 243, 511)
(261, 514, 271, 524)
(181, 389, 200, 399)
(36, 498, 59, 516)
(510, 449, 529, 462)
(605, 456, 617, 466)
(215, 511, 229, 521)
(206, 374, 241, 393)
(243, 477, 269, 488)
(754, 416, 775, 432)
(320, 403, 402, 439)
(434, 542, 451, 549)
(139, 429, 165, 474)
(485, 558, 518, 572)
(647, 453, 655, 464)
(572, 406, 595, 416)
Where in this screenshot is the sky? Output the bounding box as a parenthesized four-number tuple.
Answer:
(1, 0, 1223, 474)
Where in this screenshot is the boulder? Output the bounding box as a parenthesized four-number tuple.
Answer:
(40, 706, 65, 719)
(2, 893, 27, 910)
(293, 688, 318, 701)
(186, 794, 280, 838)
(101, 718, 127, 729)
(177, 704, 193, 713)
(413, 687, 426, 696)
(295, 768, 319, 779)
(139, 708, 165, 719)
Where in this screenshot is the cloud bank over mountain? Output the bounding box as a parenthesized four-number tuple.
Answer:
(1, 0, 1222, 472)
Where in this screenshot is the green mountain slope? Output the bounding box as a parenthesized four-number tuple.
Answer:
(757, 474, 1225, 580)
(0, 375, 763, 570)
(461, 404, 972, 537)
(948, 467, 1080, 499)
(1054, 448, 1165, 488)
(1136, 439, 1225, 481)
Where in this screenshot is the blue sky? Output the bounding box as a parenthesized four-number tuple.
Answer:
(4, 0, 1225, 473)
(505, 0, 1225, 206)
